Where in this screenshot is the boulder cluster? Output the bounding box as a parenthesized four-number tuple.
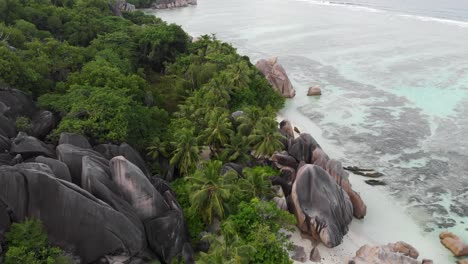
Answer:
(348, 241, 433, 264)
(271, 120, 366, 248)
(0, 88, 193, 263)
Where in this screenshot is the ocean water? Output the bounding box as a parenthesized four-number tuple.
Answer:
(146, 0, 468, 260)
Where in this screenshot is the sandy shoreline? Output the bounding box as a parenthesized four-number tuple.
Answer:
(276, 115, 453, 264)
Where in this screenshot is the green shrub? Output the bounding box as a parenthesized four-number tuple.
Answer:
(15, 116, 32, 132)
(4, 218, 71, 264)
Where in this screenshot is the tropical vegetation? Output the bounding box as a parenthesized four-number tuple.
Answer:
(0, 0, 293, 262)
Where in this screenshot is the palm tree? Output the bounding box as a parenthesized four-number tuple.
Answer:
(236, 107, 263, 136)
(219, 134, 252, 165)
(197, 232, 255, 264)
(198, 110, 233, 154)
(239, 166, 275, 200)
(248, 117, 285, 158)
(227, 60, 253, 91)
(170, 128, 200, 176)
(187, 160, 238, 224)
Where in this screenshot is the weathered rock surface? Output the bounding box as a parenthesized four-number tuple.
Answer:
(279, 120, 294, 139)
(152, 0, 197, 9)
(94, 143, 150, 177)
(289, 133, 321, 164)
(291, 245, 307, 262)
(255, 57, 296, 98)
(0, 114, 16, 138)
(110, 156, 169, 220)
(307, 86, 322, 96)
(0, 165, 145, 263)
(349, 242, 421, 264)
(310, 246, 321, 262)
(326, 159, 367, 219)
(30, 110, 56, 140)
(59, 132, 92, 149)
(0, 135, 10, 153)
(10, 132, 54, 158)
(57, 143, 109, 186)
(0, 88, 36, 118)
(272, 152, 298, 170)
(440, 231, 468, 256)
(291, 165, 353, 247)
(35, 156, 72, 182)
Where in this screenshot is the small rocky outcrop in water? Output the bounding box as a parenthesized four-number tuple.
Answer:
(348, 242, 424, 264)
(440, 231, 468, 256)
(307, 86, 322, 96)
(152, 0, 197, 9)
(255, 57, 296, 98)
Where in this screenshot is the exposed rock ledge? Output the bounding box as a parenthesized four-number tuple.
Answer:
(152, 0, 197, 9)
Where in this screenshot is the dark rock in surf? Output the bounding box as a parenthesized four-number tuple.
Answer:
(365, 180, 386, 186)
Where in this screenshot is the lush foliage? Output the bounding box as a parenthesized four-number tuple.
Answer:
(0, 1, 292, 263)
(4, 219, 71, 264)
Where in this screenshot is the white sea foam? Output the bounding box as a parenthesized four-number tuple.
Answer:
(293, 0, 385, 13)
(398, 14, 468, 28)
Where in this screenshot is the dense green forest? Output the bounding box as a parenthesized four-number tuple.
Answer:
(0, 0, 294, 263)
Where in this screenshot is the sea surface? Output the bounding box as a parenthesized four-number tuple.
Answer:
(146, 0, 468, 259)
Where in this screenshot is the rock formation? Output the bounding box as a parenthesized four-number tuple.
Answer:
(440, 231, 468, 256)
(255, 57, 296, 98)
(349, 242, 422, 264)
(291, 165, 353, 247)
(307, 86, 322, 96)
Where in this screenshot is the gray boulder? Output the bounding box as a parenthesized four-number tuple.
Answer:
(0, 114, 16, 138)
(95, 143, 150, 177)
(110, 156, 169, 220)
(35, 156, 72, 182)
(81, 156, 145, 237)
(0, 135, 10, 153)
(0, 153, 13, 166)
(59, 133, 92, 149)
(0, 88, 36, 118)
(288, 133, 321, 164)
(0, 165, 145, 263)
(57, 144, 109, 186)
(291, 165, 353, 248)
(255, 57, 296, 98)
(30, 110, 56, 139)
(10, 132, 54, 158)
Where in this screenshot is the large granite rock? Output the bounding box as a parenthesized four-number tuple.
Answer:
(291, 165, 353, 247)
(0, 135, 10, 153)
(95, 143, 150, 177)
(0, 88, 36, 118)
(0, 165, 145, 263)
(35, 156, 72, 182)
(289, 133, 321, 164)
(440, 231, 468, 256)
(0, 114, 16, 138)
(10, 132, 54, 158)
(349, 242, 421, 264)
(30, 110, 56, 140)
(56, 144, 109, 186)
(59, 133, 92, 149)
(325, 159, 367, 219)
(110, 156, 169, 220)
(255, 57, 296, 98)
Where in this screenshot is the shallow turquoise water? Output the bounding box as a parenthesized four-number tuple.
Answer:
(147, 0, 468, 257)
